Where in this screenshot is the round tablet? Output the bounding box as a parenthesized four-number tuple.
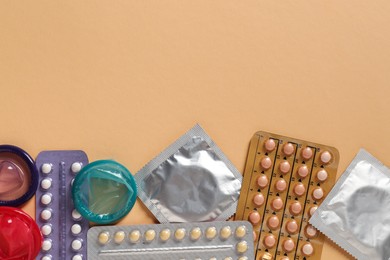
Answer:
(257, 175, 269, 189)
(317, 169, 328, 182)
(159, 229, 171, 241)
(260, 157, 272, 170)
(71, 162, 82, 173)
(190, 227, 202, 240)
(0, 207, 42, 259)
(286, 220, 299, 234)
(41, 224, 52, 236)
(72, 160, 137, 224)
(283, 238, 295, 252)
(301, 147, 313, 160)
(305, 225, 318, 238)
(283, 143, 295, 156)
(145, 229, 156, 242)
(248, 211, 261, 225)
(238, 257, 248, 260)
(206, 227, 217, 240)
(301, 243, 314, 256)
(293, 183, 306, 197)
(42, 256, 52, 260)
(71, 224, 82, 235)
(267, 216, 279, 230)
(289, 201, 302, 215)
(41, 178, 52, 190)
(41, 163, 52, 174)
(220, 226, 232, 239)
(236, 241, 248, 253)
(279, 161, 291, 174)
(224, 258, 233, 260)
(113, 231, 125, 244)
(71, 239, 82, 251)
(297, 165, 309, 179)
(174, 228, 186, 241)
(235, 226, 246, 238)
(263, 234, 276, 248)
(42, 239, 52, 251)
(72, 255, 83, 260)
(264, 139, 276, 152)
(309, 206, 318, 217)
(129, 230, 141, 243)
(41, 209, 52, 221)
(98, 232, 110, 245)
(275, 179, 287, 192)
(312, 187, 324, 200)
(320, 151, 332, 164)
(253, 193, 265, 207)
(0, 145, 38, 207)
(72, 209, 82, 221)
(41, 194, 52, 205)
(209, 258, 217, 260)
(271, 197, 283, 211)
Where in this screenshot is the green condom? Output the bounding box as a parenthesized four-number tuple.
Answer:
(72, 160, 137, 224)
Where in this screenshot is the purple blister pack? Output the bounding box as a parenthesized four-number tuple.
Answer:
(35, 151, 89, 260)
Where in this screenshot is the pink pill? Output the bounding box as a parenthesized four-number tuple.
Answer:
(297, 165, 309, 179)
(257, 175, 269, 189)
(275, 179, 287, 192)
(260, 157, 272, 170)
(305, 225, 318, 238)
(301, 243, 314, 256)
(279, 161, 291, 174)
(271, 197, 284, 211)
(253, 193, 265, 207)
(312, 187, 324, 200)
(263, 234, 276, 248)
(317, 169, 328, 182)
(248, 211, 261, 225)
(320, 151, 332, 164)
(283, 238, 295, 252)
(301, 147, 313, 160)
(293, 183, 306, 197)
(309, 206, 318, 217)
(289, 201, 302, 216)
(267, 216, 280, 230)
(283, 143, 295, 156)
(286, 220, 298, 234)
(264, 139, 276, 152)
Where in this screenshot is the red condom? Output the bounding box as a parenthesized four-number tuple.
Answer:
(0, 207, 42, 260)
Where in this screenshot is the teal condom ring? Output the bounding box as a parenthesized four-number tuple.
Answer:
(72, 160, 137, 224)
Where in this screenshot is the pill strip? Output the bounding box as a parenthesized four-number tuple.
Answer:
(88, 221, 255, 260)
(36, 151, 89, 260)
(235, 132, 339, 260)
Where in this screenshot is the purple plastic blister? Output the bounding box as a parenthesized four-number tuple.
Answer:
(35, 151, 89, 260)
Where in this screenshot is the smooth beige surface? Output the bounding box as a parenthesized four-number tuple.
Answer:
(1, 1, 389, 259)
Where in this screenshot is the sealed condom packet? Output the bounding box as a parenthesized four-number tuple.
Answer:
(135, 124, 242, 223)
(310, 149, 390, 260)
(88, 221, 254, 260)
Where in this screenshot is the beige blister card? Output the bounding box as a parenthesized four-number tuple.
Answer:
(235, 131, 339, 260)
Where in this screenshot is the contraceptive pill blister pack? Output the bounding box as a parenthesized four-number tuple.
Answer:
(235, 131, 339, 260)
(88, 221, 254, 260)
(36, 151, 89, 260)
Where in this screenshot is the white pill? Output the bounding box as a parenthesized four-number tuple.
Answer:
(313, 187, 324, 200)
(41, 194, 52, 205)
(71, 224, 82, 235)
(41, 163, 52, 174)
(71, 162, 82, 173)
(317, 169, 328, 182)
(72, 255, 83, 260)
(72, 239, 83, 251)
(72, 209, 82, 221)
(41, 178, 52, 190)
(41, 256, 52, 260)
(41, 209, 52, 221)
(41, 224, 52, 236)
(302, 243, 314, 256)
(42, 239, 52, 251)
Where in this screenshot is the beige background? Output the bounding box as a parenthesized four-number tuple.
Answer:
(1, 1, 390, 259)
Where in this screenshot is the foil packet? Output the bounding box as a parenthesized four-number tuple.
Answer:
(135, 124, 242, 223)
(310, 149, 390, 260)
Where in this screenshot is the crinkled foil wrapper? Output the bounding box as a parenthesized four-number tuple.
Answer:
(135, 124, 242, 223)
(310, 149, 390, 260)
